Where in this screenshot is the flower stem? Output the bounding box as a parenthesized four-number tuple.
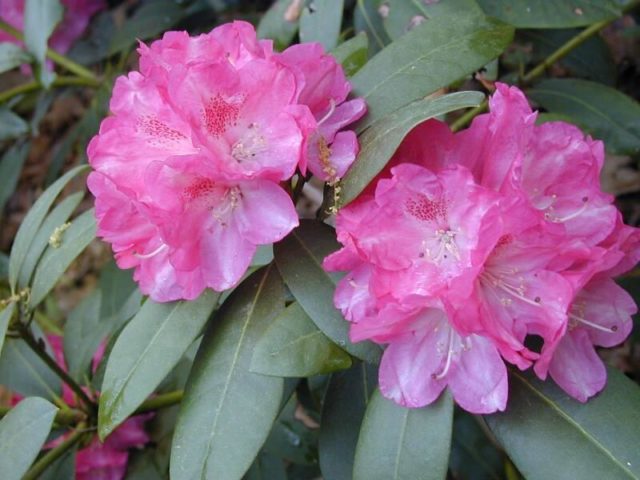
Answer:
(17, 324, 96, 415)
(450, 1, 640, 132)
(0, 76, 100, 104)
(22, 427, 87, 480)
(134, 390, 184, 414)
(0, 20, 98, 82)
(0, 405, 86, 426)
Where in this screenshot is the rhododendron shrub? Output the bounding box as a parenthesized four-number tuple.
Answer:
(325, 84, 640, 412)
(87, 21, 365, 301)
(3, 3, 640, 480)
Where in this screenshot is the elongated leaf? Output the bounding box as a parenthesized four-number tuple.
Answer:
(0, 140, 29, 212)
(319, 362, 378, 480)
(18, 191, 83, 288)
(331, 33, 368, 77)
(30, 209, 97, 307)
(449, 412, 503, 480)
(0, 304, 15, 359)
(351, 11, 513, 129)
(98, 289, 218, 439)
(9, 164, 88, 290)
(24, 0, 63, 87)
(0, 108, 29, 142)
(0, 253, 7, 280)
(0, 324, 61, 399)
(38, 446, 76, 480)
(485, 369, 640, 479)
(354, 0, 391, 56)
(0, 42, 31, 74)
(341, 91, 484, 205)
(382, 0, 482, 40)
(477, 0, 621, 28)
(300, 0, 344, 51)
(256, 0, 300, 50)
(528, 79, 640, 155)
(251, 302, 352, 377)
(244, 453, 287, 480)
(274, 220, 381, 363)
(170, 266, 285, 480)
(0, 397, 58, 480)
(353, 390, 454, 480)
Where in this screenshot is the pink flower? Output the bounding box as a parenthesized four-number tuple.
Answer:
(325, 83, 639, 411)
(0, 0, 105, 55)
(89, 22, 363, 301)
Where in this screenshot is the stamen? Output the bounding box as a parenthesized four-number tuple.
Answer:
(483, 271, 542, 308)
(134, 243, 168, 259)
(433, 327, 455, 380)
(569, 313, 617, 333)
(317, 99, 336, 127)
(551, 197, 589, 223)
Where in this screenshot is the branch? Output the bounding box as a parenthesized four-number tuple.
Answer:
(134, 390, 184, 414)
(0, 405, 86, 426)
(22, 427, 87, 480)
(0, 76, 100, 104)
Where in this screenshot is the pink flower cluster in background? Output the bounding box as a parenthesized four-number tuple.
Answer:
(324, 83, 640, 413)
(12, 336, 150, 480)
(88, 21, 365, 302)
(0, 0, 106, 55)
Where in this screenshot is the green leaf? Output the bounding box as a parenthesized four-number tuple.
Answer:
(521, 29, 616, 85)
(529, 78, 640, 155)
(9, 164, 88, 291)
(0, 108, 29, 142)
(0, 397, 58, 480)
(485, 369, 640, 480)
(354, 0, 391, 56)
(170, 265, 285, 480)
(23, 0, 63, 87)
(244, 452, 287, 480)
(331, 33, 369, 77)
(351, 11, 513, 129)
(109, 0, 185, 55)
(98, 289, 218, 439)
(382, 0, 482, 40)
(0, 325, 61, 399)
(319, 362, 378, 480)
(341, 91, 484, 205)
(251, 302, 352, 377)
(0, 253, 8, 280)
(0, 304, 15, 359)
(256, 0, 300, 50)
(353, 390, 454, 480)
(18, 191, 83, 288)
(0, 140, 29, 212)
(476, 0, 621, 28)
(274, 220, 381, 363)
(29, 208, 97, 308)
(38, 447, 76, 480)
(0, 42, 31, 73)
(300, 0, 344, 51)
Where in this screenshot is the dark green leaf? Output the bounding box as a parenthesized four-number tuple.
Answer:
(382, 0, 482, 40)
(0, 304, 15, 359)
(341, 91, 484, 205)
(0, 397, 58, 480)
(351, 11, 513, 129)
(0, 253, 7, 279)
(17, 191, 83, 288)
(354, 0, 391, 56)
(449, 411, 503, 480)
(63, 290, 101, 382)
(485, 369, 640, 480)
(170, 266, 285, 480)
(9, 164, 88, 291)
(23, 0, 63, 87)
(98, 289, 218, 439)
(300, 0, 344, 51)
(319, 362, 377, 480)
(0, 108, 29, 142)
(251, 302, 352, 377)
(331, 33, 369, 77)
(109, 0, 185, 55)
(68, 12, 115, 65)
(274, 220, 381, 363)
(353, 389, 454, 480)
(528, 78, 640, 155)
(0, 140, 29, 212)
(477, 0, 621, 28)
(256, 0, 300, 50)
(30, 209, 97, 308)
(0, 42, 31, 73)
(0, 325, 61, 399)
(39, 447, 76, 480)
(244, 452, 287, 480)
(521, 29, 616, 85)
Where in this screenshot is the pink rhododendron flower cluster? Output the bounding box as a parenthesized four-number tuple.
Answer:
(11, 336, 150, 480)
(88, 21, 365, 302)
(324, 83, 640, 413)
(0, 0, 106, 55)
